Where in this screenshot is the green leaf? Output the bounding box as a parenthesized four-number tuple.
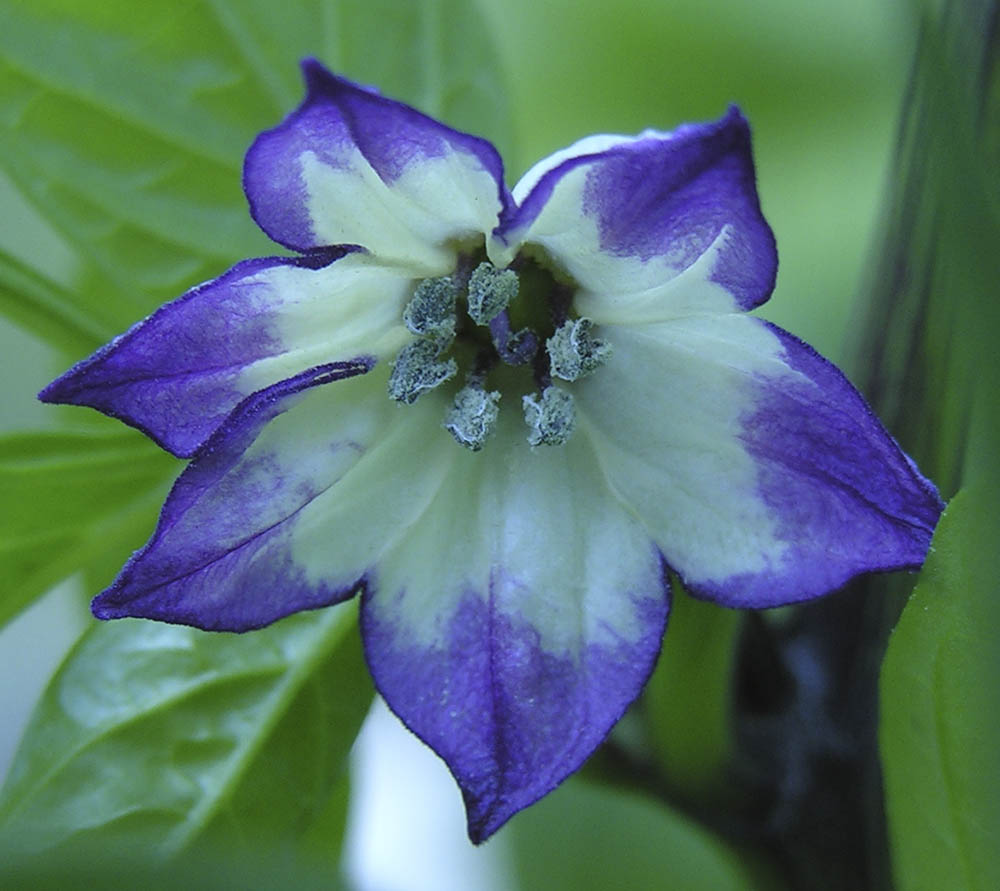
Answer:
(208, 0, 514, 158)
(867, 13, 1000, 888)
(880, 487, 1000, 891)
(0, 0, 513, 349)
(0, 251, 105, 357)
(849, 0, 1000, 497)
(509, 776, 772, 891)
(1, 839, 350, 890)
(0, 171, 106, 355)
(0, 428, 177, 627)
(643, 581, 741, 801)
(0, 602, 373, 858)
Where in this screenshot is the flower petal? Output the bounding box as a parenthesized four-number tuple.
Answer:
(245, 59, 513, 271)
(495, 108, 776, 320)
(91, 362, 451, 631)
(360, 417, 669, 842)
(576, 315, 943, 608)
(40, 252, 410, 457)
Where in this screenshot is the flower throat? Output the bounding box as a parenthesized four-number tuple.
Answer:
(386, 251, 611, 451)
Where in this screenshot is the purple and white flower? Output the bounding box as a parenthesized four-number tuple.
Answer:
(41, 59, 943, 843)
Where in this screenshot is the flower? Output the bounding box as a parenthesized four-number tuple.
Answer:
(40, 59, 943, 843)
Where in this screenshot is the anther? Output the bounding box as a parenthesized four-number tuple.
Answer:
(467, 262, 519, 326)
(403, 276, 459, 342)
(444, 385, 501, 451)
(522, 386, 576, 446)
(546, 318, 612, 381)
(388, 339, 457, 404)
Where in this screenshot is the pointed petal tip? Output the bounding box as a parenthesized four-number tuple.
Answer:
(461, 768, 576, 844)
(84, 361, 379, 633)
(37, 336, 114, 407)
(502, 102, 774, 311)
(90, 594, 125, 622)
(717, 105, 755, 150)
(37, 376, 65, 405)
(723, 103, 749, 126)
(363, 563, 670, 848)
(299, 55, 325, 82)
(299, 57, 335, 95)
(466, 807, 513, 846)
(248, 58, 510, 259)
(37, 354, 201, 459)
(38, 254, 385, 460)
(459, 596, 672, 843)
(299, 57, 378, 102)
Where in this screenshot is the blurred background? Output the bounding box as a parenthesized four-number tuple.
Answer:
(3, 0, 984, 889)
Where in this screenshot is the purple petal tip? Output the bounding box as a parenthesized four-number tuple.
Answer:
(300, 57, 379, 100)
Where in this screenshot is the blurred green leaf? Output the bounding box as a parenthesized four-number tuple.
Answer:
(0, 0, 512, 348)
(193, 617, 370, 862)
(0, 602, 372, 859)
(880, 487, 1000, 891)
(854, 5, 1000, 890)
(0, 248, 105, 358)
(0, 428, 177, 627)
(1, 840, 349, 890)
(850, 0, 1000, 496)
(644, 581, 741, 800)
(509, 775, 771, 891)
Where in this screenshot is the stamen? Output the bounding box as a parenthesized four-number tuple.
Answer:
(467, 262, 519, 325)
(403, 275, 459, 342)
(522, 386, 576, 446)
(444, 385, 501, 451)
(391, 254, 599, 451)
(488, 311, 538, 366)
(546, 318, 612, 381)
(388, 339, 457, 404)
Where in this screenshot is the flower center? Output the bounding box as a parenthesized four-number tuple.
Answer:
(387, 250, 611, 451)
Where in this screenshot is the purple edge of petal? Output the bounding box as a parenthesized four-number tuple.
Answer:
(244, 58, 515, 253)
(680, 322, 945, 610)
(494, 107, 776, 311)
(37, 249, 355, 459)
(680, 557, 927, 612)
(358, 553, 673, 844)
(90, 356, 376, 631)
(499, 109, 749, 236)
(760, 321, 946, 535)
